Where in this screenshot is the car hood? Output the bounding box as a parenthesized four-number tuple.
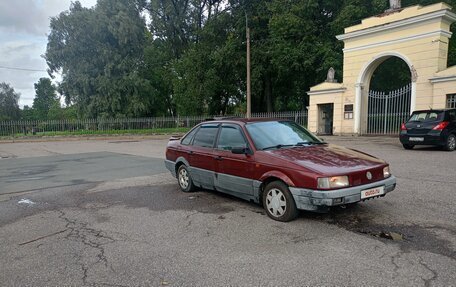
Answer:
(265, 144, 386, 174)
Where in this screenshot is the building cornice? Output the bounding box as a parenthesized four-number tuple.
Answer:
(343, 30, 452, 53)
(307, 88, 347, 96)
(430, 75, 456, 83)
(337, 9, 456, 41)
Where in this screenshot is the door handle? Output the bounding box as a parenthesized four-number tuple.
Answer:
(187, 151, 194, 155)
(214, 156, 223, 161)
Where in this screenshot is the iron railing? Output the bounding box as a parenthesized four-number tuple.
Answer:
(367, 84, 411, 135)
(0, 111, 308, 137)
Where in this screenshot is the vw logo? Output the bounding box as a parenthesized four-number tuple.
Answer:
(417, 124, 421, 128)
(366, 172, 372, 180)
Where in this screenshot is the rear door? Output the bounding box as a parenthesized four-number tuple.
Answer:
(214, 124, 255, 196)
(188, 123, 219, 189)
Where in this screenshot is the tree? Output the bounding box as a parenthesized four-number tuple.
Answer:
(43, 0, 456, 117)
(32, 78, 60, 120)
(21, 105, 36, 120)
(45, 0, 149, 118)
(0, 82, 20, 121)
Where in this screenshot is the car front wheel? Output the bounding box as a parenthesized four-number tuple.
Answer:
(177, 165, 195, 192)
(444, 134, 456, 151)
(403, 144, 414, 150)
(262, 181, 298, 222)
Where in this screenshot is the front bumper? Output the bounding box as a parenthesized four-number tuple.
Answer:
(289, 176, 396, 212)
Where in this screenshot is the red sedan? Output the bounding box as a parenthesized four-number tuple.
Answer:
(165, 118, 396, 222)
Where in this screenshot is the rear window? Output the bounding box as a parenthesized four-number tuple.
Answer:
(181, 127, 198, 145)
(408, 111, 444, 123)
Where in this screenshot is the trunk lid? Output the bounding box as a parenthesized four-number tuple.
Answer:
(405, 111, 445, 135)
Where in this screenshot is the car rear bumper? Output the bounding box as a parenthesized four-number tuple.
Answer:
(164, 160, 177, 177)
(289, 176, 396, 212)
(399, 133, 446, 146)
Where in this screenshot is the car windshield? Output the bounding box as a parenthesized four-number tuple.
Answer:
(245, 121, 323, 150)
(408, 111, 444, 122)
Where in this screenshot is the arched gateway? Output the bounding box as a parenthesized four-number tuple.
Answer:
(307, 2, 456, 135)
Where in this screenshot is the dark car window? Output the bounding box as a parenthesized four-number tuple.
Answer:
(193, 124, 219, 148)
(448, 110, 456, 122)
(246, 121, 322, 150)
(181, 127, 198, 145)
(217, 126, 247, 151)
(409, 111, 444, 122)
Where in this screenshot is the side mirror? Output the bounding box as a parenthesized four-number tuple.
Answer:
(231, 147, 251, 155)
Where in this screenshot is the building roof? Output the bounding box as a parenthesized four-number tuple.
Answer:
(344, 3, 452, 34)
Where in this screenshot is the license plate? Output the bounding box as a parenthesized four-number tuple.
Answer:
(361, 186, 385, 199)
(409, 137, 424, 142)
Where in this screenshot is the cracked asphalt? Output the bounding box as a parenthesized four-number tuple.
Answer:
(0, 136, 455, 286)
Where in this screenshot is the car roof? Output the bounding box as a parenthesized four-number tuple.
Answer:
(200, 117, 293, 125)
(412, 109, 455, 113)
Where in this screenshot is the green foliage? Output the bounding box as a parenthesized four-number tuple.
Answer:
(43, 0, 456, 117)
(370, 57, 412, 92)
(21, 105, 36, 120)
(45, 0, 149, 118)
(32, 78, 60, 120)
(0, 82, 20, 121)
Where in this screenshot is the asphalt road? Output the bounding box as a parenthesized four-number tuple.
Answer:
(0, 137, 455, 286)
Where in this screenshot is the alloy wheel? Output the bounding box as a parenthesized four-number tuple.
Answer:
(448, 135, 456, 151)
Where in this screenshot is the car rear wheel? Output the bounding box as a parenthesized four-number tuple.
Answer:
(444, 134, 456, 151)
(403, 144, 414, 150)
(262, 181, 298, 222)
(177, 165, 195, 192)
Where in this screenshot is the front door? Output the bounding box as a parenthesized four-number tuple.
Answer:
(214, 124, 254, 196)
(318, 103, 334, 135)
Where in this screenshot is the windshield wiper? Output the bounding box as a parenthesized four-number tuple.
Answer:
(294, 141, 326, 146)
(261, 144, 294, 151)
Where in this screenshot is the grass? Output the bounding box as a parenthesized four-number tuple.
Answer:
(0, 127, 191, 139)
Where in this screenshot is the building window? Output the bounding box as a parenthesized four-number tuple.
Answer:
(447, 94, 456, 109)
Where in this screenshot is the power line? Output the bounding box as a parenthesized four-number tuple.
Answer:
(0, 65, 47, 72)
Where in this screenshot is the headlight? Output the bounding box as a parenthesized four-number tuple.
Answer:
(317, 176, 349, 189)
(383, 166, 391, 178)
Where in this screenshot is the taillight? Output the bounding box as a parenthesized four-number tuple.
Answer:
(433, 121, 450, 131)
(400, 123, 407, 131)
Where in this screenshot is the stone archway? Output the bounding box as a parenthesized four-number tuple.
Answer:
(307, 3, 456, 135)
(356, 52, 417, 134)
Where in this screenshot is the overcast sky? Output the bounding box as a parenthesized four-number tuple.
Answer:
(0, 0, 97, 108)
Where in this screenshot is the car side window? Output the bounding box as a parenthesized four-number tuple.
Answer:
(449, 110, 456, 122)
(217, 126, 247, 151)
(181, 127, 198, 145)
(193, 124, 219, 148)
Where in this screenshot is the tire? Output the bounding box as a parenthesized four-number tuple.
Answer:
(403, 144, 414, 150)
(177, 165, 195, 192)
(262, 181, 298, 222)
(444, 134, 456, 152)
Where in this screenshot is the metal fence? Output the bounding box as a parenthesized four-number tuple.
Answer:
(0, 111, 308, 137)
(367, 84, 411, 135)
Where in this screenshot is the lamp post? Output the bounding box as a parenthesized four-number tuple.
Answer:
(245, 12, 251, 119)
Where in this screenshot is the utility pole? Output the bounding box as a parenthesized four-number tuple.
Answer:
(245, 13, 251, 119)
